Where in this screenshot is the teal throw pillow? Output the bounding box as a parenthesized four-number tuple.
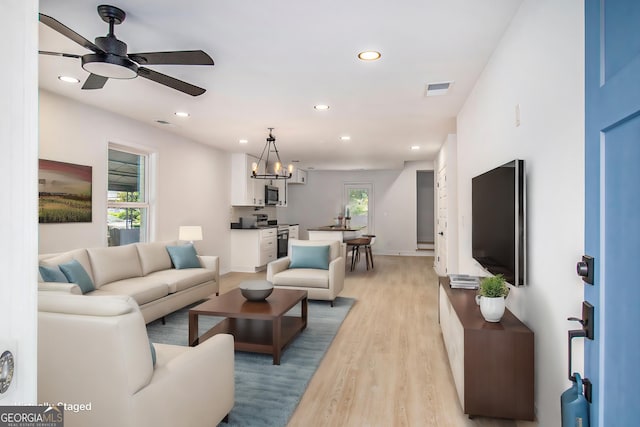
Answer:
(58, 259, 95, 294)
(166, 244, 200, 269)
(289, 245, 330, 270)
(149, 340, 157, 367)
(39, 265, 69, 283)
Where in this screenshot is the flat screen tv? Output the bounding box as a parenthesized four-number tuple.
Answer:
(472, 159, 526, 286)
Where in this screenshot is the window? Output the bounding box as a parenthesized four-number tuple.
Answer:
(107, 146, 150, 246)
(343, 183, 373, 234)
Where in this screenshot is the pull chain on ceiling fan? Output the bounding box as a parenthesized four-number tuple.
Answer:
(39, 4, 214, 96)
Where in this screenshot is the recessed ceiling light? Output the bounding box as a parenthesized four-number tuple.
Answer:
(314, 104, 329, 110)
(358, 51, 381, 61)
(174, 111, 190, 118)
(341, 136, 351, 141)
(239, 139, 248, 144)
(58, 75, 80, 84)
(411, 145, 420, 150)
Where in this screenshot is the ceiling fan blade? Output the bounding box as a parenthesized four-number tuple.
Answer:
(39, 13, 103, 53)
(137, 67, 206, 96)
(39, 50, 81, 59)
(128, 50, 214, 66)
(82, 74, 108, 90)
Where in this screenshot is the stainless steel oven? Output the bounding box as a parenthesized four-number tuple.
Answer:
(277, 226, 289, 258)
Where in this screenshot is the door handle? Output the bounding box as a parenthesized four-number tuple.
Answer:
(438, 232, 444, 236)
(566, 301, 594, 403)
(567, 301, 594, 340)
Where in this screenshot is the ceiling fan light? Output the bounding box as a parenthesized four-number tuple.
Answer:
(81, 53, 138, 79)
(58, 75, 80, 84)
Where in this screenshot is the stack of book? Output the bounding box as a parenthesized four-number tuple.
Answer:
(448, 274, 480, 289)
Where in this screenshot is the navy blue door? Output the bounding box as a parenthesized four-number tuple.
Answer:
(584, 1, 640, 425)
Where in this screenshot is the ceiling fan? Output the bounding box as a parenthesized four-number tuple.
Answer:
(39, 4, 214, 96)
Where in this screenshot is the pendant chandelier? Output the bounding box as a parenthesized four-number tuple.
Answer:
(251, 128, 293, 180)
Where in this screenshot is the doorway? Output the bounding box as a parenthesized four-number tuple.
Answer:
(343, 183, 373, 234)
(416, 171, 434, 250)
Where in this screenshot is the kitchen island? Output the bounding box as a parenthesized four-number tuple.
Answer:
(307, 225, 364, 242)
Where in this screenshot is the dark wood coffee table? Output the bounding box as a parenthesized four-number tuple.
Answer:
(188, 288, 308, 365)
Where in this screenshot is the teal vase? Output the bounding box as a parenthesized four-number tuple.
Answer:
(561, 373, 590, 427)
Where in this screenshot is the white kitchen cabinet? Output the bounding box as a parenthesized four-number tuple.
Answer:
(230, 228, 277, 272)
(288, 168, 307, 184)
(231, 153, 264, 206)
(273, 178, 287, 207)
(288, 225, 299, 239)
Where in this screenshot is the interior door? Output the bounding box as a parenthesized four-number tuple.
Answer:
(584, 1, 640, 425)
(436, 167, 448, 274)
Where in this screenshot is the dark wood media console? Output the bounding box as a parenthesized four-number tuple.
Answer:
(438, 276, 535, 420)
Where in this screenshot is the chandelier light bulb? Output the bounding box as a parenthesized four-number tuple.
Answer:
(252, 162, 258, 173)
(275, 162, 281, 173)
(288, 164, 294, 174)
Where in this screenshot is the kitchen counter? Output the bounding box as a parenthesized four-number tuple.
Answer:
(307, 225, 364, 232)
(308, 225, 364, 242)
(230, 223, 277, 229)
(230, 223, 299, 229)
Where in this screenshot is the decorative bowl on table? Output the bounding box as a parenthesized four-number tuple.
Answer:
(239, 280, 274, 301)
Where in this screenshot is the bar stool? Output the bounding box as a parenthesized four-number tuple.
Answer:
(345, 236, 372, 271)
(361, 234, 376, 270)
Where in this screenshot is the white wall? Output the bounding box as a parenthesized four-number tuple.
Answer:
(278, 161, 434, 255)
(0, 0, 38, 404)
(39, 91, 233, 273)
(456, 0, 584, 424)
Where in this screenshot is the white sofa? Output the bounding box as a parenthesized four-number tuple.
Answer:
(267, 239, 346, 305)
(38, 241, 219, 323)
(38, 292, 234, 427)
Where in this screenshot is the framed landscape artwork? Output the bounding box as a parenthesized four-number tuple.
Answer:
(39, 159, 92, 223)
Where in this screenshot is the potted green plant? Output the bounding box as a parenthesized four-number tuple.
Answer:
(476, 274, 509, 322)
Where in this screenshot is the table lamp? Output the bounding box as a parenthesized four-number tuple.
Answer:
(178, 226, 203, 244)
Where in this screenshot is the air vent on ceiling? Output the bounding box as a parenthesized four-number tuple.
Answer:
(425, 81, 454, 97)
(156, 120, 171, 125)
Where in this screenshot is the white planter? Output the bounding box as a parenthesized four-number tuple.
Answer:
(478, 296, 506, 322)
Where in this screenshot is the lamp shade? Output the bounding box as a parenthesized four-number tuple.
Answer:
(178, 226, 203, 242)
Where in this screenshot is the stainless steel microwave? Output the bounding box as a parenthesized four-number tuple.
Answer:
(265, 185, 279, 205)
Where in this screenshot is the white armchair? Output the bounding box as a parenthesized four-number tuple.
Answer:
(38, 293, 234, 427)
(267, 239, 346, 306)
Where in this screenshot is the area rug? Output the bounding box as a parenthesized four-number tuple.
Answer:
(146, 296, 355, 427)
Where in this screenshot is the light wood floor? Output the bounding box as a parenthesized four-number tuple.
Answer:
(219, 256, 538, 427)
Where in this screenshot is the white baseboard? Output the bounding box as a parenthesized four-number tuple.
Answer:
(374, 250, 435, 257)
(417, 242, 435, 250)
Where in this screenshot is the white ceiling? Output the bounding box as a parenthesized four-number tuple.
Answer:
(38, 0, 522, 170)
